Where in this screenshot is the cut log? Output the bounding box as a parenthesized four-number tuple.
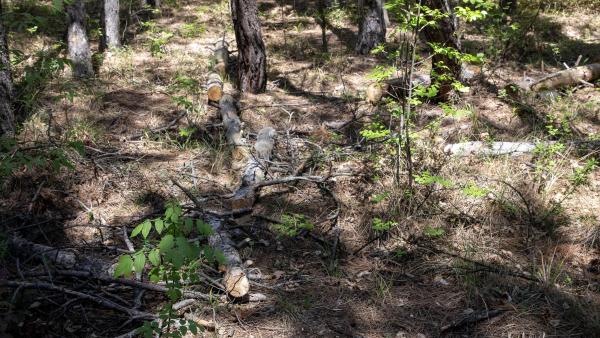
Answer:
(444, 141, 538, 156)
(206, 72, 223, 102)
(530, 64, 600, 92)
(206, 214, 250, 298)
(366, 74, 431, 104)
(219, 94, 242, 146)
(205, 126, 275, 297)
(213, 39, 229, 76)
(8, 236, 112, 275)
(445, 140, 600, 157)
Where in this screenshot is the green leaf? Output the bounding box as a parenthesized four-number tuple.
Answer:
(133, 251, 146, 273)
(131, 223, 144, 238)
(148, 248, 161, 266)
(183, 218, 193, 233)
(155, 218, 164, 234)
(196, 220, 213, 236)
(141, 219, 152, 239)
(114, 255, 133, 278)
(159, 234, 175, 251)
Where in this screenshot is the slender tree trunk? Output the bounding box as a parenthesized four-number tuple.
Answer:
(0, 2, 15, 136)
(104, 0, 120, 48)
(231, 0, 267, 93)
(67, 0, 94, 78)
(355, 0, 386, 55)
(422, 0, 461, 101)
(317, 0, 328, 53)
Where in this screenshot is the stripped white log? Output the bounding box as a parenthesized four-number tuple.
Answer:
(206, 72, 223, 102)
(444, 141, 538, 156)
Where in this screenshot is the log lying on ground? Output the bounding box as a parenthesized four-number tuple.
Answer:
(530, 63, 600, 92)
(206, 127, 276, 298)
(445, 140, 600, 157)
(444, 141, 538, 156)
(8, 235, 112, 275)
(219, 94, 246, 161)
(206, 72, 223, 102)
(213, 39, 229, 76)
(366, 74, 431, 104)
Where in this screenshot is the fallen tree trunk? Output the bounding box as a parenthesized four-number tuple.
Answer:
(366, 74, 431, 104)
(205, 127, 276, 298)
(530, 63, 600, 92)
(213, 39, 229, 76)
(219, 94, 246, 162)
(445, 140, 600, 157)
(444, 141, 538, 156)
(206, 72, 223, 102)
(8, 236, 112, 275)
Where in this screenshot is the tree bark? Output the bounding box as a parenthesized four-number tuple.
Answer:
(355, 0, 386, 55)
(103, 0, 120, 48)
(67, 0, 94, 78)
(231, 0, 267, 93)
(422, 0, 462, 101)
(0, 2, 15, 136)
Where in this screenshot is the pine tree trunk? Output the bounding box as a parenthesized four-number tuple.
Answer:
(104, 0, 120, 48)
(355, 0, 386, 55)
(422, 0, 461, 101)
(0, 2, 15, 136)
(231, 0, 267, 93)
(67, 0, 94, 78)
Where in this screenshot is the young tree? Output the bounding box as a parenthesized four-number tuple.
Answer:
(103, 0, 120, 48)
(0, 2, 15, 136)
(67, 0, 94, 78)
(422, 0, 461, 101)
(231, 0, 267, 93)
(355, 0, 386, 55)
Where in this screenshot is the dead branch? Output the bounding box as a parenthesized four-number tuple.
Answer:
(8, 235, 77, 268)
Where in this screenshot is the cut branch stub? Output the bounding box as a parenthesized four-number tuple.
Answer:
(213, 39, 229, 76)
(206, 72, 223, 102)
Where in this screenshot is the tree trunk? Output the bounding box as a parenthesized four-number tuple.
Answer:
(104, 0, 120, 48)
(0, 2, 15, 136)
(231, 0, 267, 93)
(67, 0, 94, 78)
(422, 0, 462, 101)
(355, 0, 386, 55)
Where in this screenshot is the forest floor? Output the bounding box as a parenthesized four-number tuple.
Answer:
(2, 0, 600, 337)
